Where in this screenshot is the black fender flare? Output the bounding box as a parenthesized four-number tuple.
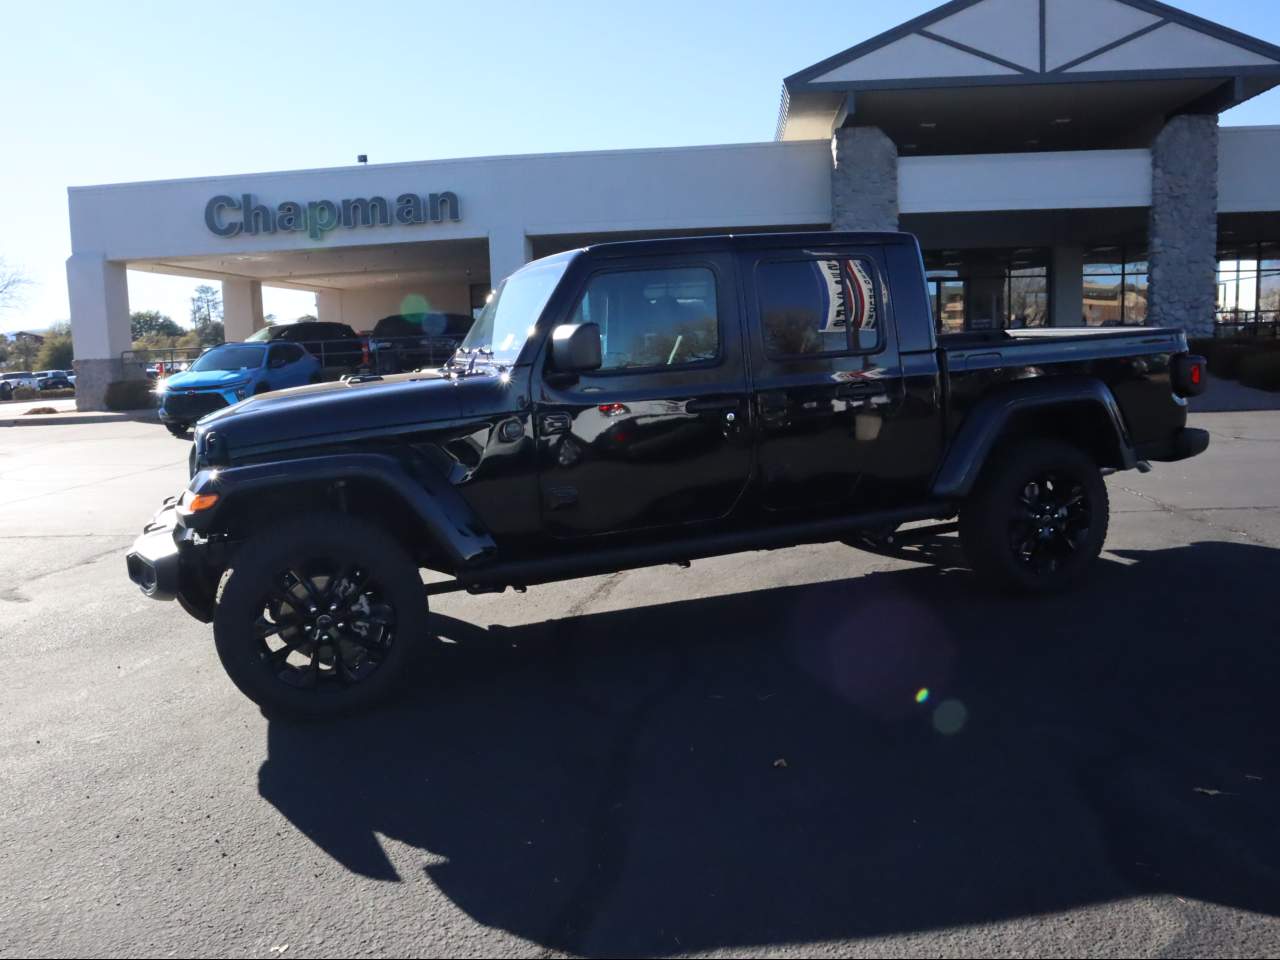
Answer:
(185, 452, 496, 567)
(931, 376, 1136, 499)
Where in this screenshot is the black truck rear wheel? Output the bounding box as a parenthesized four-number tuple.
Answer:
(213, 513, 427, 717)
(164, 422, 189, 438)
(959, 439, 1108, 593)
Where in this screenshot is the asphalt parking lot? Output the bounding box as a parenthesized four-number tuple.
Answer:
(2, 411, 1279, 958)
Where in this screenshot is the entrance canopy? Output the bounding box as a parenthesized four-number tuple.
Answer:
(778, 0, 1280, 150)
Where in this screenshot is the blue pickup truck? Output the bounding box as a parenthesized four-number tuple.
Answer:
(156, 341, 320, 437)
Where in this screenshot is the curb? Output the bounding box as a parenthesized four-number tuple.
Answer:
(0, 410, 159, 428)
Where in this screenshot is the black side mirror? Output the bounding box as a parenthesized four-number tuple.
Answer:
(550, 323, 602, 373)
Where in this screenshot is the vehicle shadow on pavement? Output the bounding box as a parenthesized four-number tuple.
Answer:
(259, 540, 1280, 956)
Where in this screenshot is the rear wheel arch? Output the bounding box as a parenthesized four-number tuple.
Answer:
(998, 402, 1127, 469)
(933, 380, 1134, 499)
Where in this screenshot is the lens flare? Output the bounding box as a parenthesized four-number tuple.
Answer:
(932, 699, 968, 736)
(915, 687, 931, 704)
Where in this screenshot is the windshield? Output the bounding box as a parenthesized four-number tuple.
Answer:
(457, 257, 570, 365)
(245, 327, 275, 342)
(190, 345, 266, 372)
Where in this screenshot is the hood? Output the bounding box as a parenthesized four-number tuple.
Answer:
(163, 368, 257, 390)
(196, 369, 467, 454)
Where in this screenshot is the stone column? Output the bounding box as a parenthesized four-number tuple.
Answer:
(831, 126, 899, 233)
(1148, 115, 1219, 336)
(1050, 245, 1084, 327)
(222, 278, 264, 342)
(488, 230, 532, 289)
(66, 254, 136, 411)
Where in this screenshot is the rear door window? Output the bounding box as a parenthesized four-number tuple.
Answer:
(756, 257, 881, 357)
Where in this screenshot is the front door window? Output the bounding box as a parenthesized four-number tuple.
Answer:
(536, 258, 751, 537)
(570, 266, 719, 370)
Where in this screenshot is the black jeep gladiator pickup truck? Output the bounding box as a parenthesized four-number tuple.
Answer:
(126, 232, 1209, 716)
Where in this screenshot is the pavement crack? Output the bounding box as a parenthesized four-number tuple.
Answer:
(563, 571, 627, 620)
(539, 646, 689, 956)
(7, 541, 132, 591)
(1117, 485, 1268, 543)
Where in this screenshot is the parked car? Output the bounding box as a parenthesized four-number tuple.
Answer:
(2, 371, 39, 393)
(127, 231, 1210, 717)
(145, 360, 191, 380)
(369, 312, 473, 373)
(34, 371, 74, 391)
(247, 321, 367, 372)
(155, 341, 321, 437)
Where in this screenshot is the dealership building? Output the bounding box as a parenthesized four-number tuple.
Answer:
(67, 0, 1280, 409)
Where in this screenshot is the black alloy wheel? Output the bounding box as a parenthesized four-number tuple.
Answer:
(214, 513, 427, 716)
(1009, 472, 1093, 578)
(960, 439, 1109, 593)
(252, 562, 397, 692)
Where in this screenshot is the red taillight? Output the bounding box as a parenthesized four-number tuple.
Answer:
(598, 403, 629, 417)
(1173, 354, 1207, 398)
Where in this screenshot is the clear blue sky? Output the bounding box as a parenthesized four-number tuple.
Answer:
(3, 0, 1280, 333)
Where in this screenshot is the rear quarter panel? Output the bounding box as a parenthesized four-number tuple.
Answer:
(943, 329, 1189, 454)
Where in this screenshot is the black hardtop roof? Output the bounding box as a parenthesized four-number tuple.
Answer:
(580, 231, 919, 259)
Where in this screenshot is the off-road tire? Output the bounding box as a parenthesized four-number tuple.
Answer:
(213, 512, 427, 717)
(959, 439, 1109, 594)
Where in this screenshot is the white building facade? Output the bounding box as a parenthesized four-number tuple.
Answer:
(67, 0, 1280, 409)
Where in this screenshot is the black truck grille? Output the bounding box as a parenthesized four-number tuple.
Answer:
(164, 390, 229, 420)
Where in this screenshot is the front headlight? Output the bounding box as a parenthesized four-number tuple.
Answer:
(153, 379, 168, 395)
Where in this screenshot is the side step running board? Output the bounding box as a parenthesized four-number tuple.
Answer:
(425, 502, 955, 596)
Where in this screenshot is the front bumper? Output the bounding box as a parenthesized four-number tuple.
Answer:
(158, 388, 239, 424)
(126, 501, 182, 601)
(125, 501, 217, 621)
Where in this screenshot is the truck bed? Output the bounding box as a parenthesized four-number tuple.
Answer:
(940, 325, 1186, 365)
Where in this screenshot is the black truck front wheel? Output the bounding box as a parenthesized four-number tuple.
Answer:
(213, 513, 427, 717)
(959, 439, 1109, 594)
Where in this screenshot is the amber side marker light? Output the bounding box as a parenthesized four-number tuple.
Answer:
(178, 491, 220, 514)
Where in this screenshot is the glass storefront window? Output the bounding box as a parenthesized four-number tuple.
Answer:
(937, 280, 965, 333)
(924, 250, 1049, 332)
(1261, 271, 1280, 323)
(1124, 273, 1149, 326)
(1218, 250, 1261, 328)
(1083, 246, 1147, 326)
(1008, 266, 1049, 327)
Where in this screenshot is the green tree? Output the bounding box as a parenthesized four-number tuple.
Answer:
(36, 335, 73, 370)
(190, 285, 223, 330)
(131, 310, 183, 340)
(198, 320, 225, 347)
(295, 313, 318, 322)
(9, 336, 39, 370)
